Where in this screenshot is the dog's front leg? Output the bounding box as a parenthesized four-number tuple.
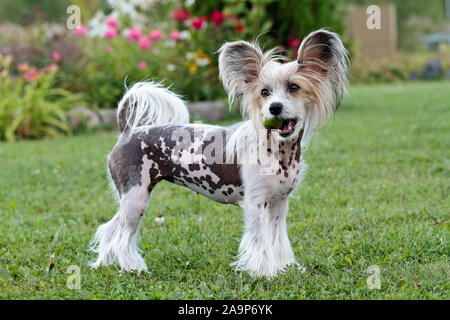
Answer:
(232, 198, 297, 278)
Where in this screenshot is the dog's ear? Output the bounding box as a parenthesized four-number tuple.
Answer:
(218, 41, 265, 103)
(297, 29, 349, 106)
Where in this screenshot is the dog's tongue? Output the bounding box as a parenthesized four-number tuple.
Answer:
(280, 120, 293, 134)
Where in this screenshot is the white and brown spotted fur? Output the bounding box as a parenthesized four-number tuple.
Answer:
(90, 29, 349, 278)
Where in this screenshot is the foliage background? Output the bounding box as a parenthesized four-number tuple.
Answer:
(0, 0, 449, 139)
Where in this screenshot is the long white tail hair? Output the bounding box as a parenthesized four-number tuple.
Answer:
(117, 81, 190, 135)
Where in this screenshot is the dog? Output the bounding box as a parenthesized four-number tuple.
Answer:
(90, 29, 348, 278)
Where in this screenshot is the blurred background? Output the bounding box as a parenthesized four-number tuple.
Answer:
(0, 0, 449, 141)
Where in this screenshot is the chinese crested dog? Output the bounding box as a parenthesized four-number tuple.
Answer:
(90, 29, 349, 278)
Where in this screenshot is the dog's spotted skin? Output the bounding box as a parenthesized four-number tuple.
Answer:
(108, 123, 303, 207)
(109, 124, 245, 205)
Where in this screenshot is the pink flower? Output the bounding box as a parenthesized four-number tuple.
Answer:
(138, 61, 147, 69)
(288, 38, 300, 48)
(23, 68, 40, 82)
(138, 36, 151, 50)
(52, 51, 61, 62)
(44, 63, 59, 73)
(105, 28, 118, 39)
(128, 27, 142, 41)
(169, 30, 181, 41)
(191, 16, 207, 30)
(17, 63, 30, 73)
(106, 16, 118, 28)
(149, 30, 163, 42)
(211, 11, 225, 26)
(106, 45, 113, 53)
(172, 8, 190, 22)
(75, 24, 87, 36)
(292, 50, 298, 58)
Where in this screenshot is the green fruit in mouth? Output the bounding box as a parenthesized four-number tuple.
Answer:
(263, 117, 284, 130)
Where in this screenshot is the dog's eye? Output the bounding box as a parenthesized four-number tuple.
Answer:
(288, 83, 300, 93)
(261, 88, 270, 97)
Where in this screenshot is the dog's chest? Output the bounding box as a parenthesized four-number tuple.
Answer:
(262, 141, 302, 202)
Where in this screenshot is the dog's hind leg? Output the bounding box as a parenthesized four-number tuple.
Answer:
(90, 184, 151, 272)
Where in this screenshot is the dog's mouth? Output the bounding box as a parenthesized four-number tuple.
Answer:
(278, 119, 297, 138)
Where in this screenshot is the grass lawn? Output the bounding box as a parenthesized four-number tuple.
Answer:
(0, 81, 449, 299)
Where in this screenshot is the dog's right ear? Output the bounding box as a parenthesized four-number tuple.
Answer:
(218, 41, 265, 103)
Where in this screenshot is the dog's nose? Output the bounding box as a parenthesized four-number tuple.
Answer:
(269, 102, 283, 115)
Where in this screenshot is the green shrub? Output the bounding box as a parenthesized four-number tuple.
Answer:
(0, 57, 83, 141)
(351, 45, 450, 83)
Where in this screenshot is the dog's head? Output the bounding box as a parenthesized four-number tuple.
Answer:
(219, 29, 349, 143)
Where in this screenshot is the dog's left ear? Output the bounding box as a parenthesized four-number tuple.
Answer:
(297, 29, 349, 107)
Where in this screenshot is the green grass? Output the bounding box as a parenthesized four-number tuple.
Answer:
(0, 82, 449, 299)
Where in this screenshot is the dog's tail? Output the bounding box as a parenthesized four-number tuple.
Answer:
(117, 81, 190, 134)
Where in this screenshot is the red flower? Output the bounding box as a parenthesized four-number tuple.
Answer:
(191, 16, 207, 30)
(288, 38, 300, 48)
(172, 8, 190, 22)
(235, 24, 245, 33)
(211, 11, 225, 26)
